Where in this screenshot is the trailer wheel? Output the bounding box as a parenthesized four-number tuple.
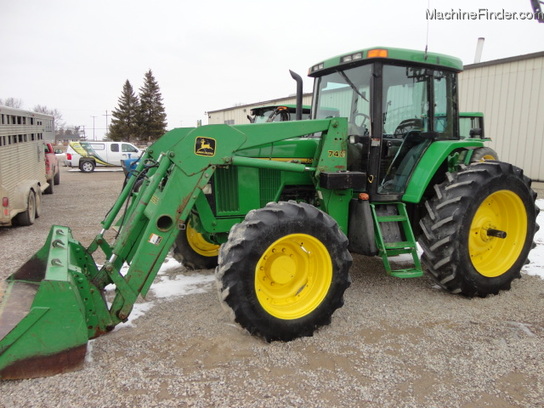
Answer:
(173, 223, 219, 270)
(470, 147, 499, 162)
(216, 201, 352, 341)
(79, 160, 95, 173)
(419, 161, 539, 297)
(54, 168, 61, 185)
(35, 189, 42, 218)
(44, 179, 54, 194)
(15, 190, 37, 226)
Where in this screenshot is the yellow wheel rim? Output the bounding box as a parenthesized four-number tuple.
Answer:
(478, 154, 497, 161)
(186, 224, 220, 257)
(255, 233, 332, 320)
(469, 190, 527, 277)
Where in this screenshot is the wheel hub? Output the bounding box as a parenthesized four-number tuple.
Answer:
(469, 190, 527, 277)
(268, 252, 296, 285)
(255, 233, 332, 320)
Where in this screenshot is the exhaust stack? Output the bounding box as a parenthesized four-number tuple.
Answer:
(289, 70, 303, 120)
(474, 37, 485, 63)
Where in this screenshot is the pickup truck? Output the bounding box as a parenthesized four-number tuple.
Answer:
(44, 142, 60, 194)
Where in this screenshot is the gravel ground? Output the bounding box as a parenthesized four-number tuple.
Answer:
(0, 167, 543, 408)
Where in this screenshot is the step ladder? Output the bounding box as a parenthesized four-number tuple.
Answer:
(370, 202, 423, 278)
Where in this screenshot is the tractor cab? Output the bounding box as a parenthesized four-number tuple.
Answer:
(309, 47, 462, 197)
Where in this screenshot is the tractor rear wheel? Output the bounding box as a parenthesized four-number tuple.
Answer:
(216, 201, 352, 341)
(470, 147, 499, 162)
(419, 161, 539, 297)
(173, 223, 219, 270)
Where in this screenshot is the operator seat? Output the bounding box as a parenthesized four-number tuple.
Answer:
(380, 118, 430, 193)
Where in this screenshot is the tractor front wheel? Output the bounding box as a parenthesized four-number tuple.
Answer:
(216, 201, 352, 341)
(173, 223, 220, 270)
(419, 161, 539, 297)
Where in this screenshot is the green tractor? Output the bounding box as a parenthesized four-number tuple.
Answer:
(0, 46, 539, 379)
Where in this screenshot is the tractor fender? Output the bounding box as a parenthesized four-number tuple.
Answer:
(402, 140, 485, 203)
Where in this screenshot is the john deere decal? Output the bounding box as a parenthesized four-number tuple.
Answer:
(195, 137, 216, 157)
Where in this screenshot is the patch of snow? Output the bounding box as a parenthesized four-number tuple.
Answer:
(151, 273, 215, 299)
(114, 257, 214, 329)
(522, 199, 544, 279)
(116, 302, 155, 329)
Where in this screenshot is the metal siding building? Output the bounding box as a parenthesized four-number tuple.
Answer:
(459, 52, 544, 181)
(207, 52, 544, 180)
(207, 94, 313, 125)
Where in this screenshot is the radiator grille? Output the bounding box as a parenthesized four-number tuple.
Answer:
(215, 167, 239, 212)
(259, 168, 281, 207)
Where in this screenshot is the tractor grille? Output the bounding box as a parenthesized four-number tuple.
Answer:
(213, 166, 282, 213)
(215, 167, 239, 212)
(259, 168, 281, 207)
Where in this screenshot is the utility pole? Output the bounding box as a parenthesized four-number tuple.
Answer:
(91, 115, 96, 141)
(103, 110, 111, 138)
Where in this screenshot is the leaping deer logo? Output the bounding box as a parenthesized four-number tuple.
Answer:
(195, 137, 216, 156)
(199, 139, 212, 150)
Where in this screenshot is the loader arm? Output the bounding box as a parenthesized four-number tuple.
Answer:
(0, 118, 344, 379)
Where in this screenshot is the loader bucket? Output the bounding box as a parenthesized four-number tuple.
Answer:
(0, 226, 101, 379)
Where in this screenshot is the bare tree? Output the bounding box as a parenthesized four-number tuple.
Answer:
(0, 97, 24, 108)
(33, 105, 65, 129)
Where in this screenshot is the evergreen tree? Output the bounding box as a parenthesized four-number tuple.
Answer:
(109, 80, 140, 142)
(138, 70, 167, 142)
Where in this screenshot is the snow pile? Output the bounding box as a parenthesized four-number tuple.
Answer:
(150, 262, 215, 299)
(522, 199, 544, 278)
(113, 257, 214, 329)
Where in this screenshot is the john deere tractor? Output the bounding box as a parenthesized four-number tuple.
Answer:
(0, 46, 539, 379)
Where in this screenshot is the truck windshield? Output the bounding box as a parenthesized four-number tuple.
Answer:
(314, 64, 372, 137)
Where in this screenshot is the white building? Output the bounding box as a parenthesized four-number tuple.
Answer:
(459, 51, 544, 181)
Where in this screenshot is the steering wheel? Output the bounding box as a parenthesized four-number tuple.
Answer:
(352, 113, 370, 136)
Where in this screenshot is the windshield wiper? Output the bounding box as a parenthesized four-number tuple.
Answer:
(338, 71, 368, 101)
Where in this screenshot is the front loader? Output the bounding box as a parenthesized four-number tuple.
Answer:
(0, 47, 539, 379)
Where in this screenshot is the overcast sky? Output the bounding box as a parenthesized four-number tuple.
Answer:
(1, 0, 542, 140)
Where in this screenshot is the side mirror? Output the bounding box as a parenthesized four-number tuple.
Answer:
(469, 128, 483, 137)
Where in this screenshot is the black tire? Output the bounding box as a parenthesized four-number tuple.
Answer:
(54, 168, 60, 185)
(35, 190, 42, 218)
(216, 201, 352, 342)
(470, 147, 499, 162)
(173, 222, 219, 270)
(419, 161, 539, 297)
(15, 190, 37, 226)
(79, 160, 95, 173)
(44, 178, 54, 194)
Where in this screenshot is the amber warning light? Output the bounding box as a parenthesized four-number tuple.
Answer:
(367, 49, 388, 58)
